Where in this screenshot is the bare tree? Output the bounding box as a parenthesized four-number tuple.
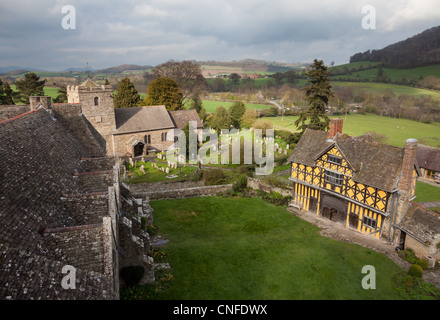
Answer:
(151, 60, 207, 105)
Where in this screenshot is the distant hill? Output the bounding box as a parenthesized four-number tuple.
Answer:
(0, 66, 46, 74)
(95, 64, 153, 74)
(64, 67, 95, 72)
(350, 25, 440, 68)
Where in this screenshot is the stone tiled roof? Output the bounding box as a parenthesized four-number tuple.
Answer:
(416, 144, 440, 172)
(0, 108, 117, 300)
(398, 202, 440, 246)
(169, 109, 203, 129)
(0, 243, 114, 300)
(288, 129, 406, 192)
(114, 106, 175, 134)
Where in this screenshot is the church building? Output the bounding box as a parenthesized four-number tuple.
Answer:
(67, 79, 203, 157)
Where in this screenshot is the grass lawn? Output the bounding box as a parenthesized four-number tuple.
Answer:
(145, 197, 406, 300)
(414, 181, 440, 203)
(268, 113, 440, 148)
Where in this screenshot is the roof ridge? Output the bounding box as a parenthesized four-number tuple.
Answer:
(0, 108, 43, 126)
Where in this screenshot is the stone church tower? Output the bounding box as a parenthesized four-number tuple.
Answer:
(67, 79, 116, 156)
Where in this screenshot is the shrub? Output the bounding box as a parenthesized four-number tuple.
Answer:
(274, 129, 298, 145)
(275, 154, 289, 166)
(147, 224, 159, 236)
(120, 266, 145, 287)
(202, 169, 227, 186)
(416, 258, 430, 270)
(238, 164, 256, 177)
(232, 175, 248, 192)
(257, 190, 292, 206)
(398, 248, 418, 264)
(408, 264, 423, 278)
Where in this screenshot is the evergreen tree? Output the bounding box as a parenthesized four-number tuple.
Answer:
(144, 77, 184, 111)
(15, 72, 45, 103)
(294, 59, 333, 136)
(114, 78, 141, 108)
(188, 95, 203, 114)
(53, 86, 67, 103)
(229, 101, 246, 129)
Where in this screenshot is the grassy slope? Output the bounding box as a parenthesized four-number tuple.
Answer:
(330, 62, 440, 82)
(149, 197, 403, 300)
(268, 113, 440, 148)
(331, 81, 440, 99)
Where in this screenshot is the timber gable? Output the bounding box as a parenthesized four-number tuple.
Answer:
(288, 119, 421, 242)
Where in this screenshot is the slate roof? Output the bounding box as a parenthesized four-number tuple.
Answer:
(169, 109, 203, 129)
(114, 106, 175, 134)
(398, 202, 440, 246)
(416, 144, 440, 172)
(288, 128, 407, 192)
(0, 108, 117, 300)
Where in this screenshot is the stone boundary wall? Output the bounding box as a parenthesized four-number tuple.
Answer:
(247, 177, 294, 197)
(130, 182, 232, 200)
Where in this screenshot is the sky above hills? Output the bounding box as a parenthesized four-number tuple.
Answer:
(1, 0, 439, 71)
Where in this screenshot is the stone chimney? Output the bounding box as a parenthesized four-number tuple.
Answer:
(399, 138, 418, 193)
(329, 118, 343, 139)
(29, 96, 52, 111)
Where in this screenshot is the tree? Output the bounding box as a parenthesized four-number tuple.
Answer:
(188, 95, 203, 114)
(144, 77, 184, 111)
(241, 108, 258, 128)
(53, 86, 67, 103)
(284, 70, 298, 85)
(229, 101, 246, 129)
(210, 106, 230, 133)
(151, 60, 206, 105)
(114, 78, 141, 108)
(0, 80, 15, 105)
(294, 59, 333, 136)
(15, 72, 45, 103)
(229, 73, 241, 86)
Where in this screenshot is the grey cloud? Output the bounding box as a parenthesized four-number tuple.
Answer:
(0, 0, 439, 70)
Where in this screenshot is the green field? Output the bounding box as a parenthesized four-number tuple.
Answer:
(331, 81, 440, 99)
(201, 100, 273, 113)
(145, 196, 405, 300)
(268, 113, 440, 148)
(330, 62, 440, 83)
(9, 85, 60, 100)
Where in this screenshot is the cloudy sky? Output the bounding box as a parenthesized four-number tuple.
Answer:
(0, 0, 439, 70)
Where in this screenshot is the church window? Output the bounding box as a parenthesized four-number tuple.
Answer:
(94, 97, 99, 106)
(161, 132, 167, 142)
(145, 135, 151, 144)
